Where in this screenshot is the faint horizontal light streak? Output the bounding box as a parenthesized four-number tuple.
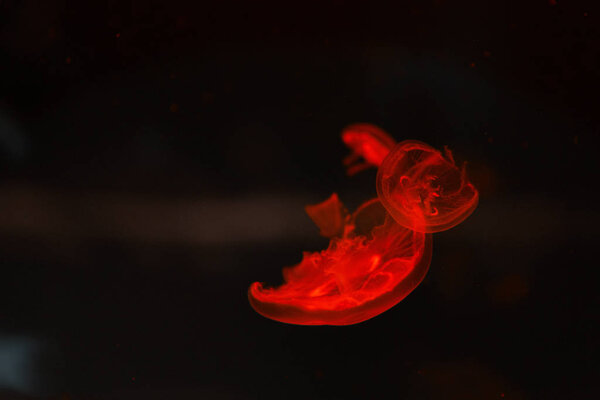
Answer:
(0, 184, 316, 245)
(0, 185, 588, 247)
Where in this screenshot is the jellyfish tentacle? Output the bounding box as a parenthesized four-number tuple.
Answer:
(345, 161, 374, 176)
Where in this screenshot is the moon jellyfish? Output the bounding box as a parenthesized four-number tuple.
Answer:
(248, 123, 477, 325)
(341, 123, 396, 175)
(248, 196, 432, 326)
(304, 193, 349, 238)
(377, 140, 479, 233)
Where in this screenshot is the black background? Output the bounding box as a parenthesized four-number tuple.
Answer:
(1, 1, 598, 399)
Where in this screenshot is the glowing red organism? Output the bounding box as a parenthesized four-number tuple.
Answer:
(304, 193, 349, 238)
(248, 124, 477, 325)
(248, 196, 432, 326)
(377, 140, 479, 233)
(341, 123, 396, 175)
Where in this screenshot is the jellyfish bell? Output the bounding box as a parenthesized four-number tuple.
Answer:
(341, 123, 397, 176)
(248, 196, 432, 326)
(376, 140, 479, 233)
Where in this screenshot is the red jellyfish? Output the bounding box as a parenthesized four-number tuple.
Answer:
(248, 195, 432, 326)
(376, 140, 479, 233)
(304, 193, 349, 238)
(341, 123, 397, 175)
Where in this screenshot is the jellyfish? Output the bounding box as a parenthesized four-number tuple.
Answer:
(304, 193, 349, 238)
(341, 123, 397, 175)
(376, 140, 479, 233)
(248, 124, 478, 325)
(248, 195, 432, 326)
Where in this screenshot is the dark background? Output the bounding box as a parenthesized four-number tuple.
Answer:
(1, 0, 598, 399)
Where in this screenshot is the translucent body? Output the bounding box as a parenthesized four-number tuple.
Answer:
(304, 193, 349, 238)
(248, 126, 478, 326)
(376, 140, 479, 233)
(341, 123, 396, 175)
(248, 197, 432, 326)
